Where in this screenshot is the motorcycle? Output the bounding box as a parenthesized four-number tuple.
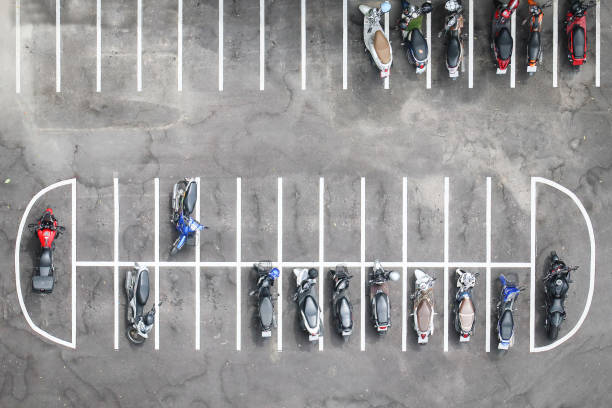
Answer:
(329, 265, 354, 339)
(491, 0, 519, 74)
(544, 252, 578, 340)
(28, 208, 65, 293)
(564, 0, 595, 69)
(369, 260, 400, 334)
(412, 269, 435, 344)
(454, 269, 477, 342)
(359, 1, 393, 79)
(497, 274, 522, 350)
(293, 268, 323, 342)
(440, 0, 465, 79)
(170, 178, 207, 256)
(398, 1, 433, 74)
(523, 0, 551, 74)
(125, 263, 158, 344)
(249, 262, 280, 338)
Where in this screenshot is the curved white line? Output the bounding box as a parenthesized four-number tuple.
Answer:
(531, 177, 596, 353)
(14, 178, 76, 349)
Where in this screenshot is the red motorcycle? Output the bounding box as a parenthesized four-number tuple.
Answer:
(565, 0, 595, 69)
(491, 0, 519, 74)
(28, 208, 65, 293)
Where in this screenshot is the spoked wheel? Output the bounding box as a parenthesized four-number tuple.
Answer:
(170, 237, 181, 256)
(127, 327, 146, 345)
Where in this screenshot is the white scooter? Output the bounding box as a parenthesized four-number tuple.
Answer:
(412, 269, 435, 344)
(293, 268, 323, 342)
(359, 1, 393, 79)
(125, 263, 158, 344)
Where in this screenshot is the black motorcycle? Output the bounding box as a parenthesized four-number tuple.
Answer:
(369, 260, 400, 334)
(250, 262, 280, 338)
(329, 265, 353, 340)
(544, 252, 577, 340)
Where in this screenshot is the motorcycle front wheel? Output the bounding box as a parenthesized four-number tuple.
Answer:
(547, 324, 559, 340)
(170, 237, 181, 256)
(127, 327, 146, 345)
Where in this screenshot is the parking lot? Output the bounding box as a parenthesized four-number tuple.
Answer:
(1, 0, 611, 406)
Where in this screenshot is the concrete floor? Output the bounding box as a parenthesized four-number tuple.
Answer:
(0, 0, 611, 407)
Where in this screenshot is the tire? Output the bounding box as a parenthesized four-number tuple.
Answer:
(170, 237, 181, 256)
(127, 327, 146, 345)
(548, 324, 559, 341)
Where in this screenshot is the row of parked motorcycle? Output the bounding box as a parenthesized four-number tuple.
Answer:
(362, 0, 595, 79)
(27, 178, 578, 347)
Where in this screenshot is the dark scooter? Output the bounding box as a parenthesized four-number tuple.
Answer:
(564, 0, 595, 70)
(497, 274, 523, 350)
(28, 208, 65, 293)
(370, 260, 400, 334)
(250, 262, 280, 338)
(492, 0, 519, 74)
(544, 252, 578, 340)
(523, 0, 551, 74)
(329, 265, 354, 340)
(125, 263, 158, 344)
(170, 178, 206, 255)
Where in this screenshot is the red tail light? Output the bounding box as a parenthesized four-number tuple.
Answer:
(421, 334, 426, 339)
(463, 333, 469, 338)
(379, 326, 387, 330)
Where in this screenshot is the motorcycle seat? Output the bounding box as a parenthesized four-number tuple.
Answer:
(375, 292, 389, 324)
(417, 299, 432, 332)
(572, 26, 585, 58)
(458, 297, 475, 330)
(338, 297, 352, 329)
(304, 295, 319, 328)
(374, 30, 391, 64)
(550, 297, 565, 314)
(184, 182, 198, 216)
(409, 29, 428, 62)
(136, 271, 150, 305)
(528, 31, 541, 60)
(447, 35, 461, 68)
(496, 27, 513, 60)
(259, 296, 274, 327)
(499, 309, 514, 340)
(39, 248, 53, 276)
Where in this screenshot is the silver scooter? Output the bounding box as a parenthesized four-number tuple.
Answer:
(293, 268, 323, 342)
(125, 263, 158, 344)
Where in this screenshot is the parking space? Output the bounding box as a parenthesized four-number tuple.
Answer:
(182, 0, 218, 92)
(201, 267, 236, 350)
(75, 267, 113, 353)
(306, 0, 343, 90)
(449, 178, 486, 261)
(324, 176, 361, 261)
(60, 0, 97, 93)
(75, 181, 113, 261)
(265, 0, 302, 92)
(158, 267, 196, 351)
(199, 177, 236, 261)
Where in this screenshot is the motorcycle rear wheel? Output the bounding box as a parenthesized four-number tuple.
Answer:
(548, 324, 559, 340)
(127, 327, 146, 345)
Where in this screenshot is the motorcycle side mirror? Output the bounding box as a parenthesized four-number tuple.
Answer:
(380, 1, 392, 13)
(421, 2, 433, 14)
(388, 271, 401, 281)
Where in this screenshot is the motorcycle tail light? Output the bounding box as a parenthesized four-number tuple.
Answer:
(379, 326, 387, 330)
(421, 333, 426, 339)
(463, 333, 469, 338)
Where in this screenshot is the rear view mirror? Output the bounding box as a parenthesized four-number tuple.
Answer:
(388, 271, 400, 281)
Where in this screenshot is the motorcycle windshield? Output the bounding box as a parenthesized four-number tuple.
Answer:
(186, 217, 204, 233)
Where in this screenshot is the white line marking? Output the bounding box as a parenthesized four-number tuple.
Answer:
(96, 0, 101, 92)
(195, 177, 201, 350)
(137, 0, 142, 92)
(319, 177, 324, 351)
(178, 0, 183, 91)
(56, 0, 61, 92)
(277, 177, 283, 352)
(595, 0, 600, 87)
(426, 11, 431, 89)
(402, 177, 407, 352)
(301, 0, 306, 90)
(236, 178, 241, 351)
(531, 178, 596, 352)
(529, 177, 536, 352)
(259, 0, 264, 90)
(14, 179, 76, 349)
(360, 177, 366, 351)
(114, 178, 119, 349)
(384, 14, 389, 90)
(468, 0, 473, 88)
(71, 178, 77, 346)
(15, 0, 20, 93)
(510, 12, 515, 88)
(343, 0, 347, 89)
(443, 177, 449, 352)
(219, 0, 223, 91)
(486, 177, 491, 352)
(154, 178, 160, 350)
(552, 0, 558, 88)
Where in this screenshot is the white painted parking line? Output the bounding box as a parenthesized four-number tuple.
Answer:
(97, 0, 101, 92)
(219, 0, 223, 91)
(318, 177, 324, 351)
(178, 0, 183, 92)
(553, 0, 558, 88)
(236, 178, 241, 351)
(402, 177, 407, 352)
(56, 0, 61, 92)
(510, 12, 515, 88)
(595, 0, 600, 87)
(443, 177, 449, 352)
(154, 178, 160, 350)
(259, 0, 264, 90)
(343, 0, 347, 90)
(301, 0, 306, 90)
(195, 177, 201, 350)
(137, 0, 142, 92)
(426, 11, 431, 89)
(277, 177, 283, 352)
(71, 177, 77, 347)
(468, 0, 473, 88)
(15, 0, 20, 94)
(485, 177, 491, 352)
(360, 177, 366, 351)
(113, 178, 119, 349)
(384, 14, 389, 90)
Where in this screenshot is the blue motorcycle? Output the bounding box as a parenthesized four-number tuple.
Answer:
(497, 274, 522, 350)
(170, 178, 207, 255)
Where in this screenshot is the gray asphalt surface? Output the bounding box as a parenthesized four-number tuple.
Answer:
(0, 0, 611, 407)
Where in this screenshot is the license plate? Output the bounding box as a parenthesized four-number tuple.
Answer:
(309, 334, 319, 342)
(496, 68, 507, 75)
(527, 65, 537, 73)
(449, 71, 459, 78)
(262, 330, 272, 338)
